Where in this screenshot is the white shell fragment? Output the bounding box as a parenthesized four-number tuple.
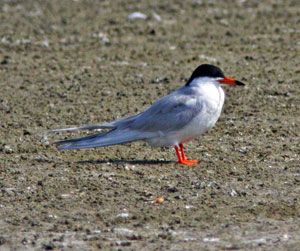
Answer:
(128, 12, 147, 20)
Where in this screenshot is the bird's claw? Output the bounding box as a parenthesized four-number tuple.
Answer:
(178, 159, 199, 166)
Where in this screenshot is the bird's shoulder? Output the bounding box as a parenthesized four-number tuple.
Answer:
(145, 86, 202, 114)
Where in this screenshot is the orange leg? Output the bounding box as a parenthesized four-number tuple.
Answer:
(175, 144, 199, 166)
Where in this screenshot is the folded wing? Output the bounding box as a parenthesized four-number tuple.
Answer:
(53, 88, 204, 150)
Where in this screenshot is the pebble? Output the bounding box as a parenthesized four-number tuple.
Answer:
(128, 12, 147, 20)
(154, 196, 164, 204)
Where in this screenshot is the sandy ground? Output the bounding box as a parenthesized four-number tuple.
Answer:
(0, 0, 299, 250)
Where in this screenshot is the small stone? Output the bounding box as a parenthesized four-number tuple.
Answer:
(152, 12, 161, 21)
(128, 12, 147, 20)
(116, 212, 129, 219)
(115, 240, 131, 246)
(185, 205, 194, 209)
(155, 196, 164, 204)
(3, 145, 13, 154)
(41, 38, 49, 47)
(230, 189, 238, 197)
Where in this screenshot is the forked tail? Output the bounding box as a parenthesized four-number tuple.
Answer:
(55, 129, 147, 150)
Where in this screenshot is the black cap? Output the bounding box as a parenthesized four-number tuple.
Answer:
(186, 64, 225, 86)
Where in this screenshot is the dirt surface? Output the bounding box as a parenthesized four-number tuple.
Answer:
(0, 0, 299, 250)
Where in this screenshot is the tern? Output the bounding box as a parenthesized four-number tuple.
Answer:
(52, 64, 245, 166)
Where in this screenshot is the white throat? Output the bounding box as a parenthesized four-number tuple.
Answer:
(188, 77, 224, 103)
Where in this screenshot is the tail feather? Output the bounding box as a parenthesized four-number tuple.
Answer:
(55, 129, 149, 150)
(50, 123, 114, 133)
(50, 113, 140, 133)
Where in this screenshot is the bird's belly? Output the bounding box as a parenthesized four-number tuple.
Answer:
(146, 107, 221, 147)
(178, 110, 220, 141)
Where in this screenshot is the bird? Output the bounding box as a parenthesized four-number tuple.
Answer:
(52, 64, 245, 166)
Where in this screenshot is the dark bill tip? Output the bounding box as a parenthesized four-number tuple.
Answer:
(235, 80, 245, 86)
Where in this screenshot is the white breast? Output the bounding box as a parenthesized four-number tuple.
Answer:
(177, 82, 225, 142)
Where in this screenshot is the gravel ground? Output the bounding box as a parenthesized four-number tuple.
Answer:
(0, 0, 299, 250)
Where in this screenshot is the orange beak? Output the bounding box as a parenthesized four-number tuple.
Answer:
(218, 76, 245, 86)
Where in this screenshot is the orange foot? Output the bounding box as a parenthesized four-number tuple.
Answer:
(178, 159, 199, 166)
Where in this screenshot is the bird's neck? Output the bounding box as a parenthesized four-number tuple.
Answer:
(189, 79, 224, 104)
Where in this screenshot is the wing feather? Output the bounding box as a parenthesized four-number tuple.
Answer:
(51, 87, 204, 138)
(127, 90, 203, 133)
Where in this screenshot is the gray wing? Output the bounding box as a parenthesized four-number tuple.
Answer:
(120, 89, 204, 133)
(51, 88, 204, 135)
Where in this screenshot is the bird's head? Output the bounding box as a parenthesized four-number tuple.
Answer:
(186, 64, 245, 87)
